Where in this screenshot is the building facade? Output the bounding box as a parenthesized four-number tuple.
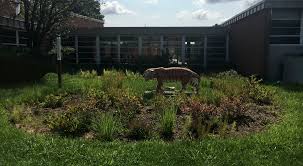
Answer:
(64, 27, 228, 72)
(1, 0, 303, 82)
(222, 0, 303, 81)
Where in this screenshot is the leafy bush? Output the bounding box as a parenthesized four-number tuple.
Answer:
(181, 100, 222, 138)
(150, 95, 174, 112)
(160, 107, 177, 139)
(41, 94, 65, 109)
(91, 113, 117, 141)
(220, 97, 249, 125)
(181, 115, 193, 139)
(242, 76, 274, 105)
(128, 118, 152, 140)
(47, 106, 93, 136)
(10, 105, 26, 124)
(108, 89, 142, 114)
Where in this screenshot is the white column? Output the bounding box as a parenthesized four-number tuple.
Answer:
(300, 10, 303, 44)
(138, 36, 143, 56)
(181, 35, 186, 65)
(117, 35, 121, 63)
(96, 35, 101, 65)
(203, 36, 208, 71)
(226, 34, 230, 63)
(160, 36, 164, 56)
(16, 30, 19, 47)
(75, 36, 79, 64)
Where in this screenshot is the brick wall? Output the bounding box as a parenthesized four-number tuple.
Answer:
(228, 9, 271, 77)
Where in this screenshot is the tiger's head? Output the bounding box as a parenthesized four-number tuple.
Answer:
(143, 68, 156, 80)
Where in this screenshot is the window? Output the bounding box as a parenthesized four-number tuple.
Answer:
(270, 19, 301, 44)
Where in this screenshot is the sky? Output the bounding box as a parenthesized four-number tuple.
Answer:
(100, 0, 262, 27)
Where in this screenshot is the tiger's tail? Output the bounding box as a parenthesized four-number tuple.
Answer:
(190, 73, 200, 93)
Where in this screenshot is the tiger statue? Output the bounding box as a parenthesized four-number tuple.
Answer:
(143, 67, 200, 93)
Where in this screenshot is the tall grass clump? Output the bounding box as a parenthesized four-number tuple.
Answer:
(160, 106, 177, 139)
(101, 70, 125, 92)
(92, 113, 117, 141)
(211, 70, 247, 97)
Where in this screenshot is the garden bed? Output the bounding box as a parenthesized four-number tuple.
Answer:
(8, 70, 279, 141)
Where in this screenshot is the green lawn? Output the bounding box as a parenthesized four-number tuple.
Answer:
(0, 72, 303, 165)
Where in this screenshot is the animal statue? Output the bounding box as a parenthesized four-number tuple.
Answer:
(143, 67, 200, 93)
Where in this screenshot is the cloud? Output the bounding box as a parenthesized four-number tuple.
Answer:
(191, 9, 208, 20)
(243, 0, 262, 7)
(193, 0, 241, 5)
(176, 10, 190, 20)
(177, 9, 222, 21)
(192, 9, 222, 20)
(101, 1, 136, 15)
(144, 0, 159, 4)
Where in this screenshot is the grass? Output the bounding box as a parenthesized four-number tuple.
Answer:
(92, 113, 117, 141)
(0, 71, 303, 165)
(160, 107, 177, 139)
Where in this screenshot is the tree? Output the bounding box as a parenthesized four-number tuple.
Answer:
(21, 0, 79, 56)
(72, 0, 104, 20)
(20, 0, 104, 56)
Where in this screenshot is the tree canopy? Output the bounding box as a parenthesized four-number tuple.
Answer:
(72, 0, 104, 20)
(19, 0, 104, 56)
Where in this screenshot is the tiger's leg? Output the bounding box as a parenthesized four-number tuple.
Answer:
(156, 80, 163, 93)
(181, 80, 189, 92)
(191, 78, 200, 94)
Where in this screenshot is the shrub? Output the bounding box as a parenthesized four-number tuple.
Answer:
(92, 113, 117, 141)
(183, 101, 222, 138)
(181, 115, 193, 139)
(41, 94, 64, 109)
(160, 107, 177, 139)
(128, 118, 151, 140)
(198, 89, 224, 106)
(212, 70, 247, 98)
(108, 89, 142, 114)
(47, 106, 93, 136)
(220, 97, 249, 124)
(242, 76, 273, 105)
(78, 70, 98, 79)
(10, 105, 26, 124)
(150, 95, 174, 112)
(101, 70, 125, 92)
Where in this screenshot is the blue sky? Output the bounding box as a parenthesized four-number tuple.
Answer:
(101, 0, 261, 27)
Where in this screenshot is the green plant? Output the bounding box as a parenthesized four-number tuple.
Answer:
(211, 71, 247, 98)
(92, 113, 117, 141)
(78, 70, 98, 79)
(220, 97, 248, 124)
(243, 76, 274, 105)
(128, 118, 151, 140)
(41, 94, 64, 109)
(160, 107, 177, 139)
(10, 105, 26, 124)
(181, 115, 193, 139)
(108, 89, 142, 115)
(47, 106, 93, 136)
(101, 70, 125, 92)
